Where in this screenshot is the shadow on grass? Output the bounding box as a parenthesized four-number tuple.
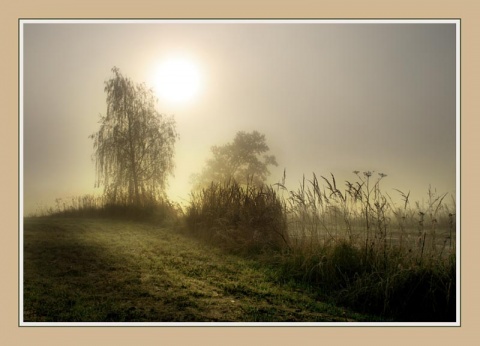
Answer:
(23, 218, 204, 322)
(23, 217, 382, 323)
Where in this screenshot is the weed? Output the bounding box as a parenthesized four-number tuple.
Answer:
(185, 171, 457, 321)
(185, 180, 289, 253)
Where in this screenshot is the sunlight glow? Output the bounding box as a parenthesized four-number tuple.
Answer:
(154, 58, 201, 103)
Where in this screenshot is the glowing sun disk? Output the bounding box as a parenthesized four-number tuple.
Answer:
(154, 58, 200, 103)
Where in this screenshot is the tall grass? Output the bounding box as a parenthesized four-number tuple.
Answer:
(30, 171, 456, 321)
(185, 172, 456, 321)
(185, 180, 289, 253)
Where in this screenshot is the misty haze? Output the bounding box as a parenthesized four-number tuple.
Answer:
(21, 20, 458, 324)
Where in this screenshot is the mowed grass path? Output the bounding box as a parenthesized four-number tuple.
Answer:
(23, 217, 375, 323)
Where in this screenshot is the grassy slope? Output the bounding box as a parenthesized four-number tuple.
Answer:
(23, 217, 378, 323)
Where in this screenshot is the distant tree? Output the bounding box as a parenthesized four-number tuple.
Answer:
(193, 131, 278, 188)
(90, 67, 178, 206)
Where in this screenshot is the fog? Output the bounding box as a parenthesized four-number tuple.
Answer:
(22, 20, 458, 215)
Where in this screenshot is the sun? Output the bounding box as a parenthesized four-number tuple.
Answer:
(154, 58, 201, 103)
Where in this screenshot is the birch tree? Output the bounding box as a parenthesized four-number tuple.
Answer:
(90, 67, 177, 206)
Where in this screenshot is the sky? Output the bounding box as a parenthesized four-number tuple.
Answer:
(21, 20, 458, 215)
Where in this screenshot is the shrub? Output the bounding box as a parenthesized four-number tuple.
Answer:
(185, 180, 289, 253)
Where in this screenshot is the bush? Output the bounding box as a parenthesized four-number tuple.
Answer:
(185, 180, 289, 253)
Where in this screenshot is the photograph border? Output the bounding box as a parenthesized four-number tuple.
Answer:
(2, 1, 479, 345)
(18, 18, 461, 328)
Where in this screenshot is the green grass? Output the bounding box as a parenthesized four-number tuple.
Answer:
(184, 175, 457, 322)
(23, 217, 376, 322)
(26, 172, 456, 322)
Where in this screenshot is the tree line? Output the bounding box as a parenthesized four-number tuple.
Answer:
(90, 67, 277, 207)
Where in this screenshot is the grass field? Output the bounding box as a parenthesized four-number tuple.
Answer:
(23, 217, 378, 323)
(24, 173, 456, 322)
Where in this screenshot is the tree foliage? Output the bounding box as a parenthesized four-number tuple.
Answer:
(193, 131, 278, 189)
(90, 67, 177, 206)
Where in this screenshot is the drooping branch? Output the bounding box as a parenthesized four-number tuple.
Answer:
(90, 67, 178, 206)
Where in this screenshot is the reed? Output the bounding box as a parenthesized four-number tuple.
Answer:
(185, 171, 456, 321)
(185, 179, 289, 253)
